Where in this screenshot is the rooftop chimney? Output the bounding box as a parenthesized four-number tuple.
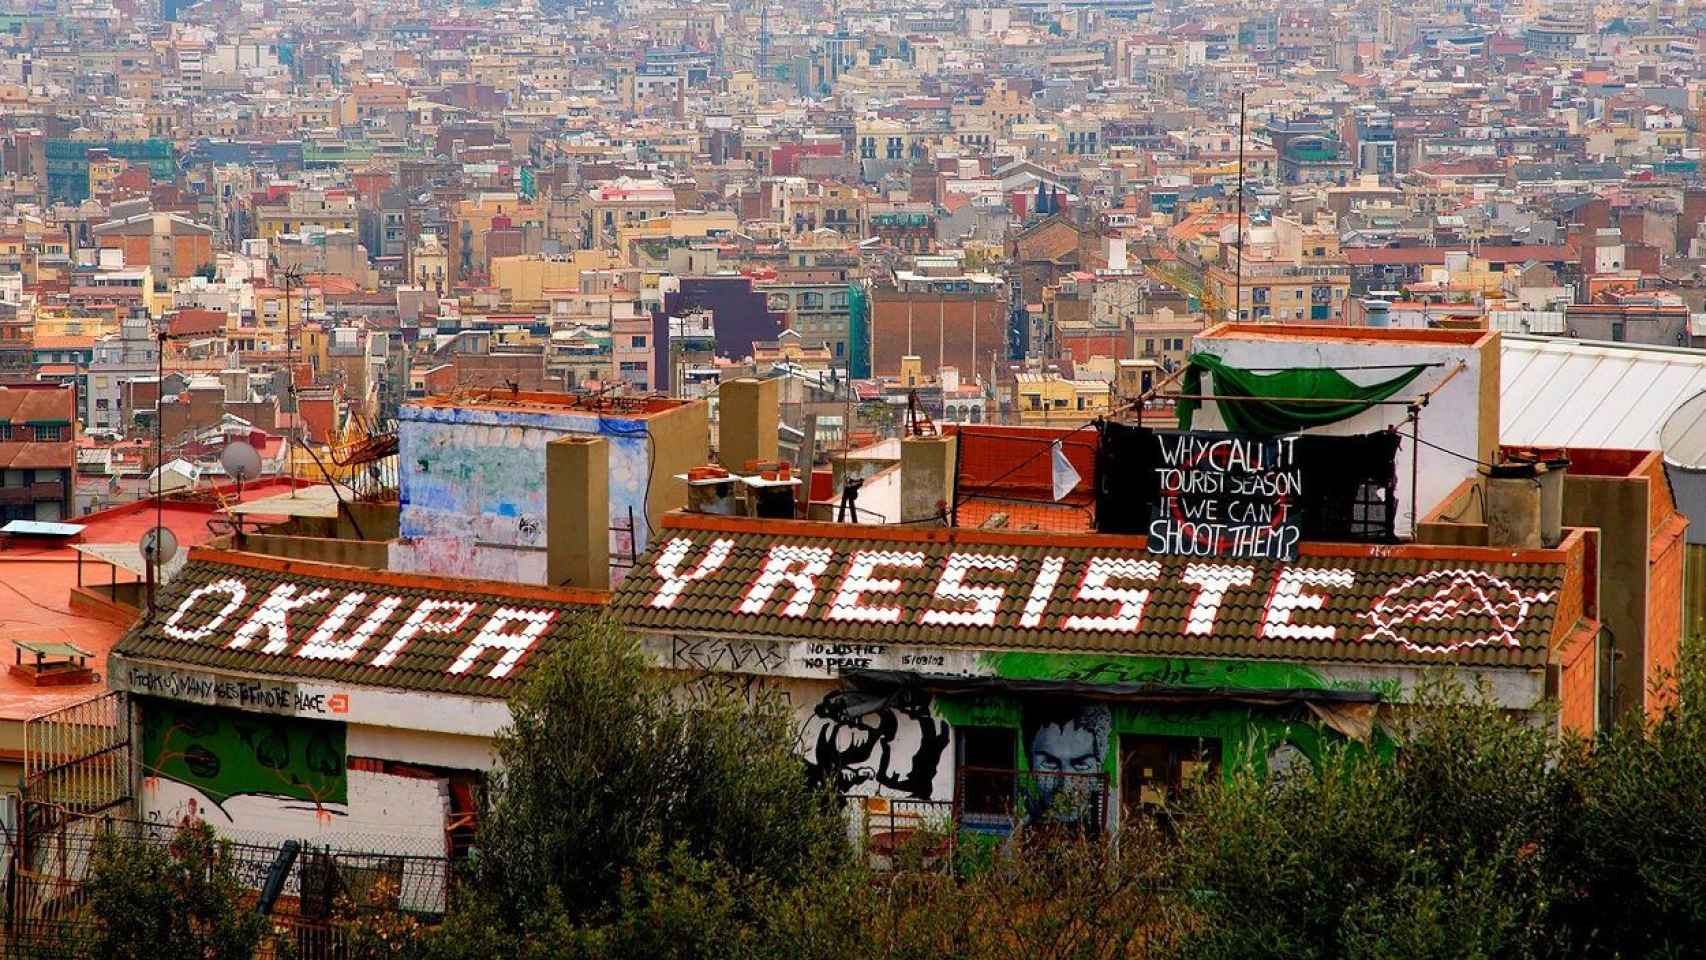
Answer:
(547, 435, 610, 590)
(717, 377, 778, 474)
(683, 465, 739, 515)
(1481, 460, 1544, 549)
(901, 434, 957, 524)
(901, 356, 923, 387)
(743, 460, 800, 519)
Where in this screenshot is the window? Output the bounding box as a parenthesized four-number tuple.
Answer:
(1120, 735, 1221, 820)
(95, 399, 108, 410)
(957, 727, 1017, 819)
(33, 425, 61, 442)
(631, 335, 647, 348)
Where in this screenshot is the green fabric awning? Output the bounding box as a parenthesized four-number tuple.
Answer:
(1177, 353, 1429, 435)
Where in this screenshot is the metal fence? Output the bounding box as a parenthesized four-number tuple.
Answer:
(955, 767, 1111, 837)
(4, 815, 454, 960)
(21, 693, 130, 828)
(857, 797, 956, 867)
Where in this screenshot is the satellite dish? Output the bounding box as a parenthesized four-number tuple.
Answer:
(220, 441, 262, 484)
(140, 526, 179, 567)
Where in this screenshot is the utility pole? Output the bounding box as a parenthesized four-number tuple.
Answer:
(281, 266, 302, 496)
(151, 329, 164, 612)
(1235, 91, 1247, 324)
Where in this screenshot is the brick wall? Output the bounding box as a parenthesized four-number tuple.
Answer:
(870, 293, 1005, 380)
(1646, 521, 1686, 718)
(1556, 621, 1599, 737)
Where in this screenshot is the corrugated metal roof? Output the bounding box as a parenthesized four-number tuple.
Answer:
(1488, 311, 1565, 335)
(610, 518, 1571, 668)
(1501, 334, 1706, 451)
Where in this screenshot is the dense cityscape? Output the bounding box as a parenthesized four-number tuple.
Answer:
(0, 0, 1701, 956)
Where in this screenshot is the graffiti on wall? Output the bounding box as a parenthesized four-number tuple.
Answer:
(141, 699, 348, 819)
(395, 410, 654, 584)
(803, 688, 950, 800)
(1022, 702, 1111, 825)
(670, 636, 785, 674)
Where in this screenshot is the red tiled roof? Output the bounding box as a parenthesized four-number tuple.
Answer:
(0, 441, 71, 469)
(168, 309, 228, 337)
(609, 514, 1581, 668)
(32, 334, 93, 350)
(0, 385, 74, 423)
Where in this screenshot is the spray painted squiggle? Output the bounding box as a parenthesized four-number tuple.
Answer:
(1360, 569, 1556, 654)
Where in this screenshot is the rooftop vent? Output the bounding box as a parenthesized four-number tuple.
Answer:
(10, 640, 96, 687)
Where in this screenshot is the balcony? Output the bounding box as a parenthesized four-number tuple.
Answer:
(0, 481, 65, 505)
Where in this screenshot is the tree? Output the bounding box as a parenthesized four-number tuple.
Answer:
(1548, 638, 1706, 957)
(80, 821, 268, 960)
(442, 616, 849, 950)
(1165, 678, 1572, 960)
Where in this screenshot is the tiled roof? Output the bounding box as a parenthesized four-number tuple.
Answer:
(115, 549, 607, 698)
(0, 441, 73, 470)
(0, 385, 74, 424)
(610, 515, 1579, 668)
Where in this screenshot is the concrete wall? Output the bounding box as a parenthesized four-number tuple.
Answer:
(143, 762, 449, 855)
(390, 400, 705, 585)
(138, 702, 491, 872)
(241, 533, 392, 569)
(642, 401, 709, 539)
(1562, 474, 1649, 722)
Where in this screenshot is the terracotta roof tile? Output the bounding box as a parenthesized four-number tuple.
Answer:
(114, 549, 606, 698)
(609, 516, 1577, 668)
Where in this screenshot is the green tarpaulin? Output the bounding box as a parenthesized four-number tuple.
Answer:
(1177, 353, 1428, 435)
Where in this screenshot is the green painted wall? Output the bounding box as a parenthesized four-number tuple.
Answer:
(139, 698, 347, 812)
(936, 652, 1393, 805)
(934, 694, 1332, 787)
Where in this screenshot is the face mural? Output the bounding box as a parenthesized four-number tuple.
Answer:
(1023, 702, 1111, 825)
(804, 687, 950, 800)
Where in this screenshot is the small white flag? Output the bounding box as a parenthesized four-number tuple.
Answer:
(1050, 440, 1081, 502)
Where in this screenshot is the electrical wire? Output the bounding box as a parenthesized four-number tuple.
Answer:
(952, 415, 1101, 505)
(1406, 432, 1498, 471)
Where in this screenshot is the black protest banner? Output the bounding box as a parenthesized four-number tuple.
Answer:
(1145, 430, 1303, 560)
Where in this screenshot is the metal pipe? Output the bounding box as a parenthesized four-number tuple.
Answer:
(1159, 392, 1425, 405)
(1409, 405, 1421, 534)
